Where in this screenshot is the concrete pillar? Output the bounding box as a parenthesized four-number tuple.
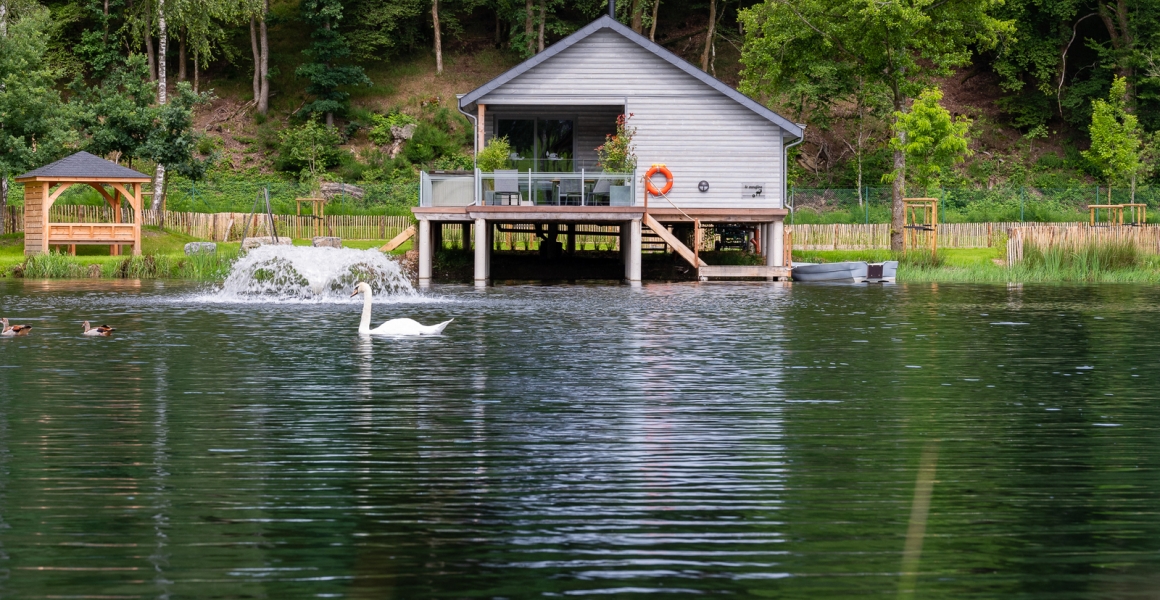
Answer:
(626, 218, 642, 284)
(771, 219, 785, 267)
(474, 217, 489, 287)
(418, 219, 432, 286)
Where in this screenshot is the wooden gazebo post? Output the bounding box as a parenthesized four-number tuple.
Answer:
(14, 152, 151, 257)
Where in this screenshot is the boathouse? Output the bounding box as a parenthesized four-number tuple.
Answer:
(413, 9, 805, 285)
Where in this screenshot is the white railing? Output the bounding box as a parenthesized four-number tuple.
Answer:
(420, 170, 638, 208)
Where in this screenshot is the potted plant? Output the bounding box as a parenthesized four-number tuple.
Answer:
(596, 114, 637, 206)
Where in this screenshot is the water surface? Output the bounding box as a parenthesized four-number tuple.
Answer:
(1, 279, 1159, 598)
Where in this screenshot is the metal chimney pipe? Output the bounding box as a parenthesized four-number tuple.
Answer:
(609, 0, 615, 18)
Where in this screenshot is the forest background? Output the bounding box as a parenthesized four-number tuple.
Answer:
(2, 0, 1160, 225)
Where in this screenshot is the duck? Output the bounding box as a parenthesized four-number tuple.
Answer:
(82, 321, 116, 337)
(351, 281, 452, 336)
(1, 318, 31, 336)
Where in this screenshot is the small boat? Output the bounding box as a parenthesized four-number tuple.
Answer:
(792, 261, 866, 282)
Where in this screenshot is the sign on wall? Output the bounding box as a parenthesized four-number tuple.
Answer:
(742, 183, 765, 199)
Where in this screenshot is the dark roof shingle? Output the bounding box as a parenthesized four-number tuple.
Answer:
(15, 151, 150, 181)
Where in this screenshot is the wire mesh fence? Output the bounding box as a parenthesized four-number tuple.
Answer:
(789, 186, 1160, 224)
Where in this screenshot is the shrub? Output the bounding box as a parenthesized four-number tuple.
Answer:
(478, 136, 512, 172)
(277, 119, 344, 180)
(368, 111, 419, 146)
(404, 122, 457, 165)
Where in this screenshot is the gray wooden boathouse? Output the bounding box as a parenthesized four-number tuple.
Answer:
(413, 9, 805, 285)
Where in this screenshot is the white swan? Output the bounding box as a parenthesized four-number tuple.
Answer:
(351, 282, 452, 336)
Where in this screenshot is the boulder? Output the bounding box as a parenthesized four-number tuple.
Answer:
(184, 242, 217, 255)
(319, 182, 365, 200)
(242, 236, 293, 250)
(312, 236, 342, 248)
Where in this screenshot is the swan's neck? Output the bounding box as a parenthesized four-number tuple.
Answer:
(359, 290, 373, 334)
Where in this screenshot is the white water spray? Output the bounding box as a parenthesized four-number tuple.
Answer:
(202, 245, 416, 303)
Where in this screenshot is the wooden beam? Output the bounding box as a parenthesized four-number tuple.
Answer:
(477, 104, 486, 153)
(14, 176, 152, 184)
(643, 213, 707, 268)
(86, 183, 116, 206)
(46, 183, 75, 206)
(380, 224, 416, 252)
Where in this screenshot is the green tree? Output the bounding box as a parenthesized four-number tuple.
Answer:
(74, 54, 156, 167)
(740, 0, 1011, 249)
(1083, 76, 1141, 202)
(277, 118, 344, 182)
(296, 0, 371, 126)
(0, 5, 76, 233)
(888, 88, 972, 192)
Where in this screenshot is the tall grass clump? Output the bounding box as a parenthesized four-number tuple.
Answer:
(900, 250, 944, 269)
(1019, 241, 1141, 281)
(21, 252, 91, 278)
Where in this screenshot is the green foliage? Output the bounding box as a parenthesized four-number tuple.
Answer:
(404, 122, 457, 165)
(477, 136, 513, 172)
(888, 88, 972, 190)
(143, 83, 213, 180)
(74, 54, 154, 165)
(277, 119, 345, 181)
(0, 6, 76, 179)
(1083, 76, 1141, 193)
(367, 111, 418, 146)
(595, 113, 636, 172)
(296, 0, 372, 121)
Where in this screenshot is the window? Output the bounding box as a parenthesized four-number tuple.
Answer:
(496, 118, 574, 171)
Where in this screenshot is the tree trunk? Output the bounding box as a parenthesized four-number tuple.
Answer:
(699, 0, 715, 71)
(178, 30, 186, 81)
(258, 0, 269, 114)
(649, 0, 660, 42)
(145, 1, 156, 81)
(193, 48, 199, 94)
(250, 17, 260, 103)
(1098, 0, 1135, 106)
(432, 0, 443, 73)
(537, 0, 545, 53)
(103, 0, 108, 41)
(0, 1, 6, 37)
(525, 0, 533, 55)
(152, 0, 167, 212)
(890, 127, 906, 251)
(0, 176, 7, 236)
(630, 0, 642, 32)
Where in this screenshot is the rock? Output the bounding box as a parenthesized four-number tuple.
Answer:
(184, 242, 217, 255)
(319, 182, 365, 200)
(312, 236, 342, 248)
(88, 264, 102, 279)
(242, 236, 293, 250)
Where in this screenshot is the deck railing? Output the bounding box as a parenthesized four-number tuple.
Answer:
(420, 169, 637, 208)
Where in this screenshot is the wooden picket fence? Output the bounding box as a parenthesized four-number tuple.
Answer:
(4, 206, 413, 241)
(792, 222, 1018, 250)
(1006, 224, 1160, 264)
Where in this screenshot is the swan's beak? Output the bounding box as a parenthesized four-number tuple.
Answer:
(350, 289, 359, 297)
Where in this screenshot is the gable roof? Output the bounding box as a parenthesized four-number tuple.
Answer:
(460, 15, 804, 139)
(15, 151, 151, 181)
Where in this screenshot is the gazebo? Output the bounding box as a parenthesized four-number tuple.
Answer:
(15, 151, 151, 257)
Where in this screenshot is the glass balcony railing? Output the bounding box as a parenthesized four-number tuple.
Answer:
(420, 169, 638, 208)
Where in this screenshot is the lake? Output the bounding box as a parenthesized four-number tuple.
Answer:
(1, 273, 1159, 598)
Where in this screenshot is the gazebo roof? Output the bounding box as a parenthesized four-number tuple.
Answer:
(15, 151, 151, 182)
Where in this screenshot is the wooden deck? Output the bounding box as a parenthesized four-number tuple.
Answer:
(414, 205, 787, 224)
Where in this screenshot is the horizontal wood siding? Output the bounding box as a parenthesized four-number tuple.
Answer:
(478, 31, 784, 209)
(24, 184, 43, 256)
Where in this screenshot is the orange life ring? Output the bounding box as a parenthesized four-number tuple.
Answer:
(645, 164, 673, 196)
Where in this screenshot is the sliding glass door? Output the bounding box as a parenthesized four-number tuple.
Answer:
(496, 118, 574, 172)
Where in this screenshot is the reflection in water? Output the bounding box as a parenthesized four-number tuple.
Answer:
(1, 280, 1160, 597)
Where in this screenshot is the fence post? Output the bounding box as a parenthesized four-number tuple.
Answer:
(1020, 187, 1024, 222)
(865, 186, 869, 224)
